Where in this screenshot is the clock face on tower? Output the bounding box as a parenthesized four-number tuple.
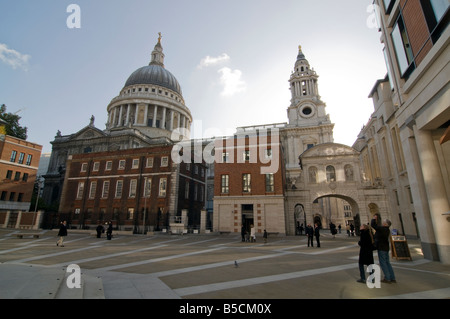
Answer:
(298, 103, 315, 119)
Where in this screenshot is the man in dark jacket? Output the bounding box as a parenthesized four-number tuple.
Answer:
(371, 215, 396, 283)
(314, 223, 321, 247)
(306, 224, 314, 247)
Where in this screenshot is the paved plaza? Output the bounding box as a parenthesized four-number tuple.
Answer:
(1, 228, 450, 301)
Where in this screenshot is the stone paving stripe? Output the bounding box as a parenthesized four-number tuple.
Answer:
(151, 251, 291, 278)
(173, 263, 356, 296)
(93, 247, 227, 272)
(6, 245, 102, 263)
(50, 244, 169, 268)
(182, 238, 220, 246)
(0, 244, 39, 255)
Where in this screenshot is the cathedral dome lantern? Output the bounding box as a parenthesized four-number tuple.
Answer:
(106, 33, 192, 141)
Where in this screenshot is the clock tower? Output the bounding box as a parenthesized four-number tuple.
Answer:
(283, 46, 334, 172)
(287, 46, 333, 131)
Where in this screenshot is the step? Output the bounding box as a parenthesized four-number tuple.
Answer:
(12, 266, 67, 299)
(54, 267, 105, 299)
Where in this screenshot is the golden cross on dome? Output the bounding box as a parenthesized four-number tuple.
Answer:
(299, 45, 302, 51)
(158, 32, 162, 43)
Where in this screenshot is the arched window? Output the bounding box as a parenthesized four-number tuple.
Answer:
(326, 165, 335, 182)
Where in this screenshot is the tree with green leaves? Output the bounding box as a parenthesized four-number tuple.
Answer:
(0, 104, 28, 140)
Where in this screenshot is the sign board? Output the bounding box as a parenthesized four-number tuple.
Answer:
(390, 235, 412, 261)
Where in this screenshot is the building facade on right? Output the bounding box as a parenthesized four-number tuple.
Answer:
(355, 0, 449, 263)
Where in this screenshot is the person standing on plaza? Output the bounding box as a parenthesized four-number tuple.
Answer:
(263, 229, 268, 244)
(357, 224, 375, 283)
(250, 224, 256, 242)
(371, 215, 396, 283)
(96, 222, 104, 238)
(241, 225, 246, 242)
(314, 223, 321, 247)
(106, 221, 113, 240)
(56, 220, 67, 247)
(350, 223, 355, 236)
(306, 224, 314, 247)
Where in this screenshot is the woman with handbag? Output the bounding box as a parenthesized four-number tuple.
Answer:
(357, 224, 375, 283)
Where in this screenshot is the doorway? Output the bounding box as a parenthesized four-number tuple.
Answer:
(241, 204, 254, 233)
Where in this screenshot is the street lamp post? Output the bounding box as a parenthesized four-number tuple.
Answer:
(143, 177, 149, 234)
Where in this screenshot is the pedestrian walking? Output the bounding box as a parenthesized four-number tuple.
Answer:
(314, 223, 321, 247)
(371, 215, 396, 283)
(338, 224, 342, 234)
(346, 224, 351, 237)
(56, 220, 68, 247)
(306, 224, 314, 247)
(357, 224, 375, 283)
(263, 229, 268, 243)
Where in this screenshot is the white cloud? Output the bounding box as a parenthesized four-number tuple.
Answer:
(218, 67, 246, 97)
(0, 43, 31, 70)
(198, 53, 230, 69)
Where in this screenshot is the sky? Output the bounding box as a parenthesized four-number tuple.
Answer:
(0, 0, 387, 154)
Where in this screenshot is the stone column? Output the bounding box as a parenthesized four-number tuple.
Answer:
(170, 110, 174, 131)
(3, 211, 10, 228)
(15, 211, 22, 229)
(161, 107, 166, 129)
(200, 209, 206, 233)
(118, 105, 123, 126)
(414, 126, 450, 264)
(125, 104, 130, 126)
(153, 105, 158, 127)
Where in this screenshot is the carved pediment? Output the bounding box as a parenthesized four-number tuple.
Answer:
(70, 126, 108, 141)
(302, 143, 359, 158)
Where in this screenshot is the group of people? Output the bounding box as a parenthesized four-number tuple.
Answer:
(241, 225, 269, 244)
(358, 214, 396, 284)
(305, 223, 321, 247)
(56, 220, 114, 247)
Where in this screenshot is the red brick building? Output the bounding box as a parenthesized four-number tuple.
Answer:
(0, 127, 42, 228)
(213, 127, 286, 235)
(58, 144, 206, 233)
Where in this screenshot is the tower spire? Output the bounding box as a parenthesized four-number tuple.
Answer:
(150, 32, 165, 67)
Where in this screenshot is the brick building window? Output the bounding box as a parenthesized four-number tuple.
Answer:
(10, 150, 17, 162)
(129, 179, 137, 198)
(115, 180, 123, 198)
(221, 175, 229, 194)
(102, 181, 110, 198)
(265, 174, 274, 192)
(89, 181, 97, 199)
(76, 182, 85, 199)
(159, 178, 167, 197)
(18, 152, 25, 164)
(243, 173, 251, 193)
